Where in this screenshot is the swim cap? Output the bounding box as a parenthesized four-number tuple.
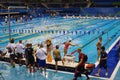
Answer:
(69, 38, 72, 41)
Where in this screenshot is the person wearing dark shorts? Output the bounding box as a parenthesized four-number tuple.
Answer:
(6, 38, 16, 68)
(53, 45, 64, 72)
(74, 65, 85, 78)
(73, 48, 90, 80)
(16, 53, 22, 59)
(10, 54, 16, 62)
(95, 46, 108, 76)
(38, 59, 46, 67)
(55, 57, 61, 62)
(15, 40, 25, 66)
(36, 43, 47, 73)
(25, 43, 35, 73)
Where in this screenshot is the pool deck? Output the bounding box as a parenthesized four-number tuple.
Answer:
(0, 36, 120, 80)
(90, 36, 120, 80)
(47, 36, 120, 80)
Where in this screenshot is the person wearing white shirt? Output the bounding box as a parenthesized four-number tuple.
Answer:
(6, 38, 16, 68)
(15, 40, 25, 66)
(36, 43, 47, 73)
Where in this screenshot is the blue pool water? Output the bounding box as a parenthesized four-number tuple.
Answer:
(0, 62, 105, 80)
(1, 17, 119, 62)
(0, 17, 120, 80)
(1, 61, 120, 80)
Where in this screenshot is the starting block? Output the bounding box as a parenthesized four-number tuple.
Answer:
(64, 55, 75, 64)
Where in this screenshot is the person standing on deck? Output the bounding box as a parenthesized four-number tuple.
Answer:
(53, 45, 64, 72)
(95, 46, 108, 77)
(73, 48, 90, 80)
(6, 38, 16, 68)
(96, 37, 102, 60)
(25, 43, 36, 73)
(36, 43, 47, 73)
(64, 38, 78, 56)
(15, 40, 25, 66)
(45, 38, 53, 62)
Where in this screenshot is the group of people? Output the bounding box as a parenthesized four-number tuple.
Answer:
(1, 37, 79, 73)
(4, 15, 33, 25)
(73, 37, 108, 80)
(2, 38, 64, 73)
(6, 39, 24, 68)
(95, 38, 120, 77)
(95, 37, 108, 77)
(1, 37, 120, 80)
(4, 38, 50, 73)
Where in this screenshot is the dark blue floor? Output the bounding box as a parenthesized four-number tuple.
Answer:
(90, 41, 119, 78)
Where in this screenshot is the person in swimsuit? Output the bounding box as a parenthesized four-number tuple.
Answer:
(45, 38, 52, 54)
(53, 45, 64, 72)
(96, 37, 102, 60)
(64, 38, 78, 56)
(45, 38, 53, 62)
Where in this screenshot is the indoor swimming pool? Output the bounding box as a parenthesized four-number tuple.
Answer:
(0, 16, 120, 80)
(0, 16, 119, 62)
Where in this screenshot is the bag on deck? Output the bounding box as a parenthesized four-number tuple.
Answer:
(86, 63, 95, 68)
(47, 54, 52, 62)
(84, 54, 88, 62)
(84, 63, 95, 74)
